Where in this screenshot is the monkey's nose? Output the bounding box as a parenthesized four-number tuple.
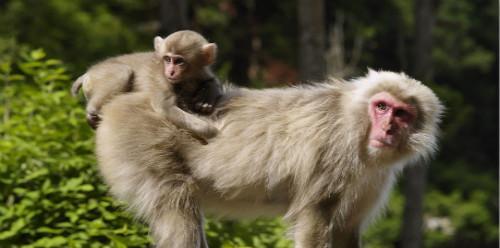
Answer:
(381, 122, 391, 132)
(386, 127, 396, 135)
(86, 113, 101, 130)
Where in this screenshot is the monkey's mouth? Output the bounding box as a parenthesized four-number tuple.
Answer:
(167, 76, 182, 83)
(369, 137, 397, 148)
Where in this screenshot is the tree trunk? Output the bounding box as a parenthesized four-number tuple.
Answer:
(401, 1, 436, 247)
(298, 0, 326, 81)
(228, 1, 253, 86)
(158, 0, 188, 36)
(412, 0, 435, 81)
(401, 165, 428, 248)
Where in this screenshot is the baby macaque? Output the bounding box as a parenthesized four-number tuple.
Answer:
(72, 30, 223, 248)
(71, 30, 221, 140)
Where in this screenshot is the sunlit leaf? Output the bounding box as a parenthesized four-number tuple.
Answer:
(30, 49, 46, 60)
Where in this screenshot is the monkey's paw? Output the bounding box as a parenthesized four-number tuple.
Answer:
(86, 112, 101, 130)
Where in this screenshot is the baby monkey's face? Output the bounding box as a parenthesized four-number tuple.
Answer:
(162, 53, 187, 83)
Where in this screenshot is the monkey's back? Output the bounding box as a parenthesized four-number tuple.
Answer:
(104, 52, 153, 65)
(188, 86, 342, 187)
(184, 85, 351, 218)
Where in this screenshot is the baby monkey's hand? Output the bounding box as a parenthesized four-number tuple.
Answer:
(192, 78, 221, 115)
(194, 101, 214, 114)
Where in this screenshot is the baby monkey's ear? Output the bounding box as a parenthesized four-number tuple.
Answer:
(202, 43, 217, 65)
(154, 36, 166, 57)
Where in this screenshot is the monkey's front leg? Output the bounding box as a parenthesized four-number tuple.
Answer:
(198, 213, 209, 248)
(330, 227, 361, 248)
(294, 208, 361, 248)
(293, 205, 332, 248)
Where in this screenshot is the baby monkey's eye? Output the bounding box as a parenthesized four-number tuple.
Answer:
(173, 57, 185, 65)
(164, 56, 172, 63)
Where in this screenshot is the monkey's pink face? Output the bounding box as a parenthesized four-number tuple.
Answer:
(368, 92, 417, 149)
(163, 53, 187, 83)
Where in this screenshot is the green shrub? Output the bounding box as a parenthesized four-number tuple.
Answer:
(0, 48, 150, 247)
(206, 219, 292, 248)
(424, 189, 498, 248)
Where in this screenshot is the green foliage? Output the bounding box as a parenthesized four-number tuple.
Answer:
(432, 0, 498, 168)
(363, 181, 498, 248)
(206, 219, 292, 248)
(0, 48, 150, 247)
(0, 0, 148, 72)
(434, 0, 495, 74)
(425, 190, 498, 248)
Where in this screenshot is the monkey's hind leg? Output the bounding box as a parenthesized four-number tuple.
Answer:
(78, 62, 135, 129)
(149, 173, 206, 248)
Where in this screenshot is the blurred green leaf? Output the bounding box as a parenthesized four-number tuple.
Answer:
(0, 218, 26, 240)
(0, 47, 151, 246)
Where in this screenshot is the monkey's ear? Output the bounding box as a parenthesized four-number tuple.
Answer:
(154, 36, 166, 56)
(202, 43, 217, 65)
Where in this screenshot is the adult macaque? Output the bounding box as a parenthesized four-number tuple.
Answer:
(96, 70, 443, 247)
(71, 30, 221, 139)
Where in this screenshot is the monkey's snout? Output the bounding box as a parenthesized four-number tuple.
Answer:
(86, 113, 101, 130)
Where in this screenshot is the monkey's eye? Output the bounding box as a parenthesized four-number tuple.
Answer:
(164, 56, 172, 63)
(376, 102, 388, 111)
(394, 109, 413, 122)
(394, 109, 407, 117)
(173, 57, 185, 65)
